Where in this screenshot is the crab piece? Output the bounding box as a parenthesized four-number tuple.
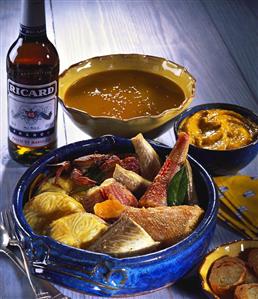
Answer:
(55, 161, 71, 184)
(131, 133, 161, 180)
(139, 132, 190, 208)
(73, 154, 111, 172)
(70, 168, 96, 187)
(101, 178, 138, 207)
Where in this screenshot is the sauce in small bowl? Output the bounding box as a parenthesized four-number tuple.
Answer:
(174, 103, 258, 175)
(179, 109, 257, 150)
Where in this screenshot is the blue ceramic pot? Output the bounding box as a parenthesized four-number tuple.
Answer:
(174, 103, 258, 176)
(13, 135, 218, 297)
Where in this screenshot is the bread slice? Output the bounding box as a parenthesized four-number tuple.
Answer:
(208, 256, 247, 296)
(234, 283, 258, 299)
(245, 269, 258, 284)
(123, 205, 203, 245)
(248, 249, 258, 277)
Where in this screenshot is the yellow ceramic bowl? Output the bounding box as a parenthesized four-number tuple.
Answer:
(199, 239, 258, 299)
(59, 54, 196, 138)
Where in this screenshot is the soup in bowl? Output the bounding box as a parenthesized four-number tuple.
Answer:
(59, 54, 196, 138)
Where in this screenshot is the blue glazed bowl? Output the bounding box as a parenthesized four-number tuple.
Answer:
(174, 103, 258, 176)
(13, 135, 218, 297)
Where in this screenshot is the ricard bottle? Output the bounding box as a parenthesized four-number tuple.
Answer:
(7, 0, 59, 164)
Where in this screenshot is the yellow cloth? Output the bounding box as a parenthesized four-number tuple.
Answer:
(214, 175, 258, 239)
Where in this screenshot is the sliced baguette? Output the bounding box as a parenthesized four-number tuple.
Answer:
(248, 249, 258, 277)
(234, 283, 258, 299)
(208, 256, 247, 296)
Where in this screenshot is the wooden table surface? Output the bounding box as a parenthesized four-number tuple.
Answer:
(0, 0, 257, 298)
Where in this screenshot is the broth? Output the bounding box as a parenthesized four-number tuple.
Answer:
(64, 70, 185, 119)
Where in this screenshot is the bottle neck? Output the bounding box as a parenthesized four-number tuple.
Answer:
(19, 0, 47, 38)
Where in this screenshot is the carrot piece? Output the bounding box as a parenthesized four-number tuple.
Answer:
(94, 195, 126, 220)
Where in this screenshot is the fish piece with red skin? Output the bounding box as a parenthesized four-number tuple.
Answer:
(100, 178, 138, 207)
(139, 132, 190, 208)
(123, 205, 204, 245)
(99, 155, 121, 178)
(120, 156, 140, 174)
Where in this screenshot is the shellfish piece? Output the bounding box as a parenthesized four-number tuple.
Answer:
(131, 133, 161, 180)
(113, 164, 151, 196)
(49, 212, 108, 248)
(94, 196, 126, 220)
(70, 168, 96, 186)
(73, 154, 111, 171)
(139, 132, 190, 207)
(88, 215, 159, 257)
(55, 161, 71, 183)
(24, 191, 85, 234)
(123, 205, 203, 245)
(100, 178, 138, 207)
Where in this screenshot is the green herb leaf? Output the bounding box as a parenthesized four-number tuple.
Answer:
(167, 166, 188, 206)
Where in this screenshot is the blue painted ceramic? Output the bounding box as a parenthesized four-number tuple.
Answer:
(174, 103, 258, 176)
(13, 135, 218, 297)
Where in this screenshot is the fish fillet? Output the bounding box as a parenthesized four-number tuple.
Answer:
(123, 205, 204, 245)
(131, 133, 161, 180)
(88, 215, 159, 257)
(113, 164, 151, 196)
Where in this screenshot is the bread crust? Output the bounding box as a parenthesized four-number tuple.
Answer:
(234, 283, 258, 299)
(208, 256, 247, 296)
(248, 249, 258, 277)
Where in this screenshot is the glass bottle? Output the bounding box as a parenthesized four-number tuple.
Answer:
(6, 0, 59, 165)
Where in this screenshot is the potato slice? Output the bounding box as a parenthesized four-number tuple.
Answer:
(88, 215, 159, 257)
(24, 191, 84, 234)
(49, 212, 108, 248)
(37, 177, 74, 194)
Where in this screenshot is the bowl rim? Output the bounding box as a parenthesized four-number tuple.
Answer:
(198, 239, 258, 299)
(174, 102, 258, 152)
(13, 135, 218, 263)
(58, 53, 196, 122)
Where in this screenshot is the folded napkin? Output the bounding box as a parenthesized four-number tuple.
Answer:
(214, 175, 258, 239)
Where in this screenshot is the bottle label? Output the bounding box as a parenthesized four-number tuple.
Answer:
(20, 24, 46, 36)
(8, 79, 57, 148)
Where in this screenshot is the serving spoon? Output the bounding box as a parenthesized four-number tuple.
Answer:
(0, 223, 70, 299)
